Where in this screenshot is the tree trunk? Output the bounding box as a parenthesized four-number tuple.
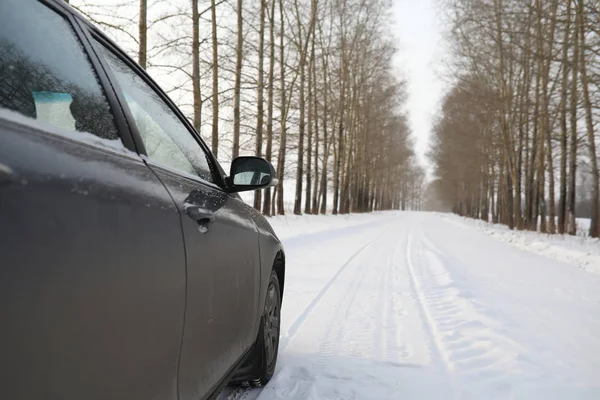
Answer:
(567, 0, 579, 236)
(531, 58, 542, 231)
(341, 126, 353, 214)
(276, 0, 287, 215)
(333, 122, 343, 214)
(292, 0, 316, 215)
(333, 81, 345, 215)
(138, 0, 147, 69)
(494, 0, 515, 230)
(558, 0, 572, 234)
(311, 52, 320, 214)
(579, 0, 600, 237)
(293, 55, 305, 215)
(304, 47, 314, 214)
(191, 0, 202, 133)
(233, 0, 244, 161)
(538, 0, 559, 234)
(262, 0, 276, 216)
(254, 0, 265, 210)
(210, 0, 219, 158)
(318, 27, 329, 214)
(491, 160, 497, 223)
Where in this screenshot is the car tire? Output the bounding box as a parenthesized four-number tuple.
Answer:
(228, 269, 281, 388)
(250, 269, 281, 386)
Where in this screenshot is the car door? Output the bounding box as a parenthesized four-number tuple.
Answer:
(0, 1, 186, 400)
(90, 37, 262, 399)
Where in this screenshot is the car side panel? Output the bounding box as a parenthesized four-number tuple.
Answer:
(0, 116, 185, 400)
(253, 212, 286, 318)
(146, 166, 261, 400)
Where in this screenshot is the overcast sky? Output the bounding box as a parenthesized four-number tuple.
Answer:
(391, 0, 447, 175)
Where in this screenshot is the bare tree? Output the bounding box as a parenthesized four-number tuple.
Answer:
(558, 0, 572, 234)
(232, 0, 243, 160)
(253, 0, 266, 210)
(568, 0, 580, 235)
(210, 0, 219, 158)
(262, 0, 276, 216)
(191, 0, 202, 132)
(275, 0, 287, 215)
(578, 0, 599, 237)
(292, 0, 317, 215)
(138, 0, 147, 69)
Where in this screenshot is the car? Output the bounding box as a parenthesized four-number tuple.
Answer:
(0, 0, 285, 399)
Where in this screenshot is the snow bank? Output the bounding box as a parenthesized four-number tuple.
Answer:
(441, 213, 600, 275)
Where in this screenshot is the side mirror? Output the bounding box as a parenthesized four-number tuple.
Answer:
(227, 156, 278, 193)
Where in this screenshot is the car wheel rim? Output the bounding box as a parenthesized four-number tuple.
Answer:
(263, 283, 280, 367)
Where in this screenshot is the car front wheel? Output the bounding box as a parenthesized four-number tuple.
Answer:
(263, 272, 281, 365)
(229, 269, 281, 387)
(251, 269, 281, 386)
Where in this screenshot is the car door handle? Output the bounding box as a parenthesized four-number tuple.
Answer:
(184, 205, 216, 232)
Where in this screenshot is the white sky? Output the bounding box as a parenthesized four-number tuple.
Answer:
(391, 0, 447, 175)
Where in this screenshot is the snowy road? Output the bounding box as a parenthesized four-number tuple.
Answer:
(221, 212, 600, 400)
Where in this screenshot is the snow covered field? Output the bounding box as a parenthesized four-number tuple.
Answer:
(439, 214, 600, 275)
(220, 211, 600, 400)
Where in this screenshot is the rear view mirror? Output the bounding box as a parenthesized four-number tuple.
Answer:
(228, 156, 277, 193)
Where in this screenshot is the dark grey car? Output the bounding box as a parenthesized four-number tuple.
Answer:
(0, 1, 285, 399)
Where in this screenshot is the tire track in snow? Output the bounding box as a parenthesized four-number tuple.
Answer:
(314, 221, 409, 367)
(375, 244, 392, 360)
(405, 230, 453, 383)
(221, 220, 397, 400)
(371, 233, 411, 363)
(384, 234, 414, 361)
(254, 221, 412, 400)
(269, 250, 372, 400)
(222, 386, 253, 400)
(316, 249, 371, 363)
(327, 243, 378, 360)
(280, 221, 394, 351)
(407, 227, 543, 397)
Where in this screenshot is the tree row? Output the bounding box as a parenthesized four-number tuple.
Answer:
(431, 0, 600, 237)
(71, 0, 425, 215)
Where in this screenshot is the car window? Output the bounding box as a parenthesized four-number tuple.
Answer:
(94, 41, 214, 183)
(0, 0, 118, 140)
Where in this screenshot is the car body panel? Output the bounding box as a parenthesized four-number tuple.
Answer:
(145, 163, 262, 400)
(0, 111, 186, 400)
(250, 206, 286, 315)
